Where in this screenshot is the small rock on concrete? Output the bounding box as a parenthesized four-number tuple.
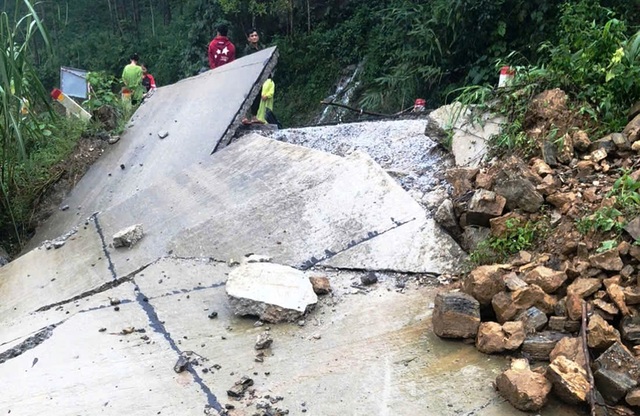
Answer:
(360, 272, 378, 286)
(496, 358, 551, 411)
(227, 376, 254, 398)
(255, 331, 273, 350)
(432, 291, 480, 339)
(309, 276, 331, 295)
(174, 356, 189, 373)
(112, 224, 144, 248)
(158, 130, 169, 139)
(476, 321, 525, 354)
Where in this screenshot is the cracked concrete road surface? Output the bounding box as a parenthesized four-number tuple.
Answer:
(0, 48, 581, 415)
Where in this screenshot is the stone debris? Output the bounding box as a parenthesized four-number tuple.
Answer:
(255, 331, 273, 350)
(495, 358, 551, 411)
(226, 263, 318, 323)
(432, 291, 480, 339)
(309, 276, 331, 295)
(158, 130, 169, 139)
(227, 376, 254, 398)
(360, 272, 378, 286)
(112, 223, 144, 248)
(432, 94, 640, 415)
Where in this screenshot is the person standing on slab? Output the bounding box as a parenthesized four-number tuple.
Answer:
(208, 24, 236, 69)
(243, 28, 264, 56)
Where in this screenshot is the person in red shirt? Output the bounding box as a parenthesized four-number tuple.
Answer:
(208, 24, 236, 69)
(141, 63, 156, 92)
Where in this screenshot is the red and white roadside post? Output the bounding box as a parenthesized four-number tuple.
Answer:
(51, 88, 92, 121)
(498, 66, 515, 88)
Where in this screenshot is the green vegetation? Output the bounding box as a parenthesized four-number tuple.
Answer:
(470, 219, 545, 265)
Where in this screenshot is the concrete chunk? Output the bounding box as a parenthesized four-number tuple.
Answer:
(226, 263, 318, 323)
(112, 224, 144, 248)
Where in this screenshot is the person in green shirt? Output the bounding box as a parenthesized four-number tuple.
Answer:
(121, 53, 144, 104)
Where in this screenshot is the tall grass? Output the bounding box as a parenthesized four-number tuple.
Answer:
(0, 0, 55, 243)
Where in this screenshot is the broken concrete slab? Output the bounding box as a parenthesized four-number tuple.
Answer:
(85, 135, 464, 279)
(0, 222, 113, 322)
(226, 263, 318, 323)
(25, 47, 279, 250)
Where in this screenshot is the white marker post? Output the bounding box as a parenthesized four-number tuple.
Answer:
(50, 88, 92, 121)
(498, 66, 515, 88)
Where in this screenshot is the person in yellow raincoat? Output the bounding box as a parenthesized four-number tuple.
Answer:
(256, 75, 274, 123)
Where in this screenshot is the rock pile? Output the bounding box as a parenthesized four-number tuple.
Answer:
(433, 90, 640, 415)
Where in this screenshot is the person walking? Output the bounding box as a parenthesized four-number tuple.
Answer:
(121, 53, 144, 104)
(208, 24, 236, 69)
(243, 28, 264, 56)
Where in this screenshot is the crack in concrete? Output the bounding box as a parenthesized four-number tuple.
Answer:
(299, 217, 417, 270)
(133, 288, 222, 412)
(34, 260, 156, 313)
(90, 213, 117, 279)
(0, 323, 61, 364)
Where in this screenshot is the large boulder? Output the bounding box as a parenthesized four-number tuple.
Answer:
(496, 358, 552, 411)
(226, 263, 318, 323)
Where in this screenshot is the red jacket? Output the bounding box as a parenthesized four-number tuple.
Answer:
(208, 36, 236, 69)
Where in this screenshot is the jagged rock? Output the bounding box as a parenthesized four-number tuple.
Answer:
(434, 199, 459, 230)
(626, 388, 640, 407)
(548, 316, 580, 333)
(493, 285, 556, 323)
(531, 158, 554, 176)
(589, 249, 624, 271)
(112, 224, 144, 248)
(547, 355, 590, 404)
(476, 321, 525, 354)
(516, 307, 548, 332)
(556, 133, 574, 164)
(432, 291, 480, 339)
(621, 315, 640, 344)
(546, 192, 577, 214)
(445, 167, 478, 198)
(550, 337, 587, 368)
(462, 264, 508, 306)
(593, 299, 620, 316)
(227, 376, 254, 398)
(590, 135, 618, 153)
(632, 141, 640, 153)
(503, 272, 528, 291)
(255, 331, 273, 350)
(523, 266, 567, 294)
(567, 278, 602, 298)
(466, 189, 506, 227)
(309, 276, 331, 295)
(511, 251, 533, 266)
(591, 148, 608, 162)
(607, 283, 631, 316)
(493, 165, 544, 213)
(475, 169, 494, 189)
(623, 113, 640, 143)
(611, 133, 631, 150)
(226, 263, 318, 323)
(588, 314, 620, 350)
(522, 331, 568, 361)
(576, 160, 597, 178)
(565, 293, 583, 321)
(624, 216, 640, 241)
(536, 174, 560, 195)
(496, 358, 551, 411)
(461, 226, 491, 252)
(593, 342, 640, 404)
(572, 130, 592, 152)
(489, 212, 525, 237)
(624, 287, 640, 305)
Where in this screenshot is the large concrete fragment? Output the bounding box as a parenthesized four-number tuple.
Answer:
(79, 135, 464, 278)
(26, 47, 278, 249)
(226, 263, 317, 323)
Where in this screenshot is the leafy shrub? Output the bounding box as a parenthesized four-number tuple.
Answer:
(470, 219, 543, 265)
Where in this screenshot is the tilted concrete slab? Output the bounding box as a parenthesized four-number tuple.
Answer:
(87, 134, 464, 278)
(25, 47, 278, 250)
(0, 221, 113, 323)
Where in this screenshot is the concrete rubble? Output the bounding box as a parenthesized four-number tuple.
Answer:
(0, 65, 585, 416)
(226, 263, 318, 323)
